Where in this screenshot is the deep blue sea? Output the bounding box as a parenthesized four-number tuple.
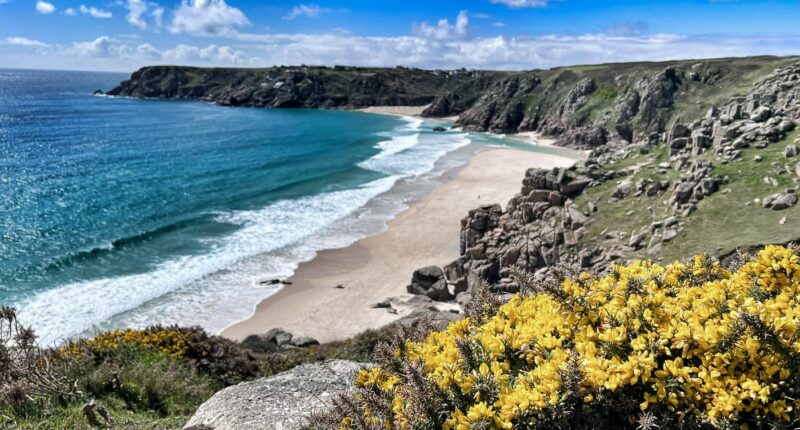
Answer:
(0, 69, 570, 343)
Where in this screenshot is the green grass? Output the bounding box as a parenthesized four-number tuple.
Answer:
(5, 324, 391, 430)
(576, 128, 800, 262)
(6, 405, 189, 430)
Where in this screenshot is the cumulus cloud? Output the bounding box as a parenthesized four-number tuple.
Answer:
(231, 29, 800, 71)
(490, 0, 549, 8)
(412, 10, 469, 40)
(40, 35, 250, 68)
(162, 44, 247, 64)
(10, 9, 800, 73)
(79, 5, 112, 18)
(125, 0, 148, 29)
(170, 0, 249, 36)
(124, 0, 165, 30)
(35, 0, 55, 14)
(64, 7, 76, 15)
(4, 36, 50, 47)
(69, 36, 128, 57)
(283, 4, 328, 20)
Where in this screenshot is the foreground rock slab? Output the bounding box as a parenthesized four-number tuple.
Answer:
(184, 360, 366, 430)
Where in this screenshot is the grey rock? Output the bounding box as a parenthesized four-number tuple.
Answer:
(614, 180, 633, 199)
(184, 360, 366, 430)
(291, 337, 320, 348)
(750, 106, 772, 122)
(628, 231, 647, 249)
(785, 144, 798, 158)
(567, 206, 589, 229)
(240, 328, 295, 353)
(762, 193, 798, 210)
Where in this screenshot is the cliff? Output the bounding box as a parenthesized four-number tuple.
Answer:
(110, 57, 799, 149)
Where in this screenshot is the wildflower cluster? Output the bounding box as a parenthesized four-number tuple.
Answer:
(60, 326, 192, 360)
(337, 245, 800, 429)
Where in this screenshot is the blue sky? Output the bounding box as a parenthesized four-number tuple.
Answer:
(0, 0, 798, 71)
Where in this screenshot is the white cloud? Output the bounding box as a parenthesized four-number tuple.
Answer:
(79, 4, 112, 18)
(135, 42, 160, 59)
(6, 9, 800, 73)
(412, 10, 469, 40)
(70, 36, 128, 57)
(230, 29, 800, 71)
(170, 0, 249, 36)
(34, 35, 252, 68)
(35, 0, 55, 14)
(162, 44, 247, 64)
(4, 36, 49, 47)
(490, 0, 548, 8)
(64, 7, 77, 15)
(122, 0, 164, 30)
(151, 6, 164, 27)
(283, 4, 328, 20)
(125, 0, 148, 29)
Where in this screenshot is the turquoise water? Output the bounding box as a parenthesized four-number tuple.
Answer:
(0, 69, 573, 343)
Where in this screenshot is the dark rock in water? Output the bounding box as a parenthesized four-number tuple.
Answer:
(407, 266, 453, 301)
(432, 126, 447, 132)
(260, 279, 282, 285)
(93, 89, 104, 96)
(184, 360, 366, 430)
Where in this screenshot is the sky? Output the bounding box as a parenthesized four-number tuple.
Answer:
(0, 0, 799, 72)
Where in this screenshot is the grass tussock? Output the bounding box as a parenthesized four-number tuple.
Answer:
(318, 245, 800, 430)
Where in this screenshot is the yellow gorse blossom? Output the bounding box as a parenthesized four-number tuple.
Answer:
(344, 246, 800, 428)
(59, 327, 192, 359)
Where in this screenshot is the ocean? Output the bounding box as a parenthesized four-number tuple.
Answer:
(0, 69, 569, 344)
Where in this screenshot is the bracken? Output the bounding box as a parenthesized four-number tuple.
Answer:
(336, 245, 800, 429)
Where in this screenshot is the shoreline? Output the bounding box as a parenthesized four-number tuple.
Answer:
(222, 145, 579, 343)
(355, 105, 586, 155)
(355, 104, 462, 121)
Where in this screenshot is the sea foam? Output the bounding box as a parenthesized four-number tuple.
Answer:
(18, 115, 471, 344)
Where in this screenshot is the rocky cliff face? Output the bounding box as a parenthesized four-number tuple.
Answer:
(108, 65, 510, 110)
(408, 60, 800, 308)
(109, 57, 798, 152)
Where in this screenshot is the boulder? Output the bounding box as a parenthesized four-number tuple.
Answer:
(567, 206, 589, 229)
(407, 266, 453, 301)
(750, 106, 772, 122)
(762, 193, 798, 210)
(184, 360, 366, 430)
(240, 328, 295, 353)
(613, 180, 633, 199)
(785, 144, 798, 158)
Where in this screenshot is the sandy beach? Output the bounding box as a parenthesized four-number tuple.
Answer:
(356, 105, 460, 122)
(223, 145, 579, 342)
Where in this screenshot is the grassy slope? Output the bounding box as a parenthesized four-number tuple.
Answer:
(575, 128, 800, 263)
(9, 326, 390, 430)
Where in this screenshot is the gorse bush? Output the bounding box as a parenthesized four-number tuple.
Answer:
(2, 322, 259, 428)
(61, 325, 260, 386)
(327, 245, 800, 429)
